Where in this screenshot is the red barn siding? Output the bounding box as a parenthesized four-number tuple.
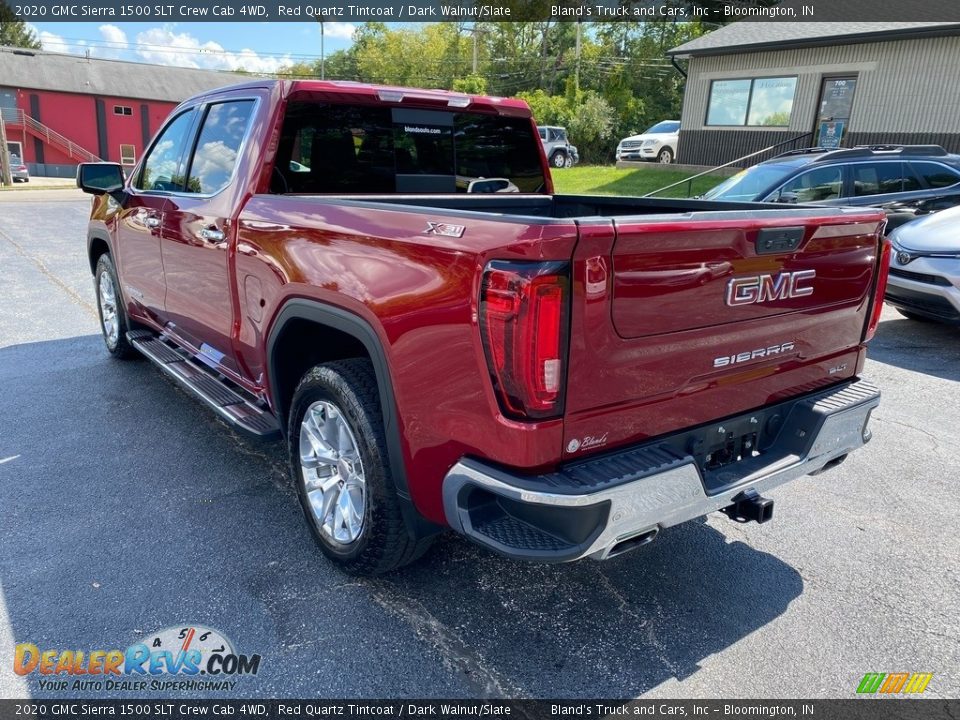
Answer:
(9, 87, 177, 170)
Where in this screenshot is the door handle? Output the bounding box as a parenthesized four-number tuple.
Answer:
(144, 216, 161, 229)
(198, 226, 225, 243)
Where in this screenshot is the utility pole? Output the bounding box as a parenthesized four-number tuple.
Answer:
(0, 112, 12, 187)
(574, 20, 582, 94)
(472, 26, 478, 74)
(470, 24, 485, 75)
(320, 21, 325, 80)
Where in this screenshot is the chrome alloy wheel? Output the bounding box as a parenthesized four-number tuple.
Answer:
(299, 400, 366, 546)
(98, 271, 119, 348)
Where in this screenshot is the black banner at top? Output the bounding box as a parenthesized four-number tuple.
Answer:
(4, 0, 960, 22)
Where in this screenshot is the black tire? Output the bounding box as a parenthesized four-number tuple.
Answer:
(287, 359, 432, 575)
(897, 309, 937, 323)
(551, 151, 567, 169)
(94, 254, 137, 359)
(657, 147, 674, 164)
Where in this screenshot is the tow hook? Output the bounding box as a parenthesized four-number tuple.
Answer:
(721, 489, 774, 524)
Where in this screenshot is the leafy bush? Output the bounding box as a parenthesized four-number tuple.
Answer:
(518, 88, 616, 164)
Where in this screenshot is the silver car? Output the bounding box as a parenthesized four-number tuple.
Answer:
(8, 154, 29, 183)
(886, 204, 960, 324)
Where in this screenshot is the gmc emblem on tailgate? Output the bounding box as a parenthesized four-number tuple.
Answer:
(726, 270, 816, 307)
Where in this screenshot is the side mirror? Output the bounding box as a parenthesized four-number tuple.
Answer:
(773, 191, 799, 204)
(77, 163, 126, 200)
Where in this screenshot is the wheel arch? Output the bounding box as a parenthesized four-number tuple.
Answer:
(265, 299, 422, 520)
(87, 231, 113, 274)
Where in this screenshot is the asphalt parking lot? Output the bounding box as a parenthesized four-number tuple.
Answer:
(1, 188, 958, 700)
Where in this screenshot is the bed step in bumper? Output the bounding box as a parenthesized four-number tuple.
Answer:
(443, 379, 880, 562)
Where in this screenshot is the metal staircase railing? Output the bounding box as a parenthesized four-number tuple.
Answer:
(643, 131, 816, 199)
(1, 108, 102, 163)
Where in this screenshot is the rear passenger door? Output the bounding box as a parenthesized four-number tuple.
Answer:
(160, 97, 256, 378)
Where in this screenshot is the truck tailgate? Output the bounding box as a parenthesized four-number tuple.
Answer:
(563, 208, 886, 458)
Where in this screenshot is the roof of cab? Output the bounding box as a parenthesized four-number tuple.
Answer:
(181, 79, 532, 116)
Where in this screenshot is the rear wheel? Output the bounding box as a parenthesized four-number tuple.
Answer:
(551, 151, 568, 169)
(288, 359, 431, 575)
(95, 254, 137, 359)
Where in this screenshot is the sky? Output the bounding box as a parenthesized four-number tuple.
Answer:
(26, 22, 358, 73)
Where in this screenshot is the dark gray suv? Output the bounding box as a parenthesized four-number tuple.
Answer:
(702, 146, 960, 224)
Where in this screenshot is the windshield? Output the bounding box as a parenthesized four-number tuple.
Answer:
(645, 121, 679, 134)
(701, 163, 797, 201)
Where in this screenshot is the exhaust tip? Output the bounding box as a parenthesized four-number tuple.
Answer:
(601, 526, 659, 559)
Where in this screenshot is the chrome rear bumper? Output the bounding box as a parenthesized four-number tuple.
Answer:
(443, 379, 880, 562)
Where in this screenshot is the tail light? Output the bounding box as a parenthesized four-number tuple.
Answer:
(864, 237, 892, 342)
(16, 165, 27, 172)
(479, 260, 570, 420)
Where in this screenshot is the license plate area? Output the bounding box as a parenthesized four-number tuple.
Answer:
(656, 403, 794, 496)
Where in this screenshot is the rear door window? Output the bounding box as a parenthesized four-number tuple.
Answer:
(185, 100, 255, 195)
(910, 161, 960, 189)
(851, 162, 908, 196)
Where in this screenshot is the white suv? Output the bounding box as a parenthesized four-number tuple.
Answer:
(886, 204, 960, 324)
(616, 121, 680, 164)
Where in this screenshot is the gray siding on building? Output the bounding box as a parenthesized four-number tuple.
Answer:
(677, 35, 960, 165)
(677, 129, 807, 167)
(682, 35, 960, 133)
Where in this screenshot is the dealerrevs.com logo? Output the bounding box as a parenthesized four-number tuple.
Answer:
(13, 625, 261, 693)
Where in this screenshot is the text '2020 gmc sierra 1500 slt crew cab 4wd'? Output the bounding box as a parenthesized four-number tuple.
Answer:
(78, 80, 890, 575)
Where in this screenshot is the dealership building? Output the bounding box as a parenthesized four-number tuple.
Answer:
(668, 22, 960, 166)
(0, 46, 237, 176)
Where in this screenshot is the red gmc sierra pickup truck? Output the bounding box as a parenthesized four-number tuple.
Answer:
(78, 80, 889, 575)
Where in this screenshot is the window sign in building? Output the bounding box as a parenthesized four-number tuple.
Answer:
(706, 79, 751, 125)
(707, 77, 797, 126)
(747, 77, 797, 126)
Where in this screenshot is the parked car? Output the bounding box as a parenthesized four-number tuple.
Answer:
(7, 154, 29, 182)
(616, 121, 680, 164)
(538, 125, 576, 168)
(700, 146, 960, 224)
(77, 80, 886, 575)
(885, 204, 960, 324)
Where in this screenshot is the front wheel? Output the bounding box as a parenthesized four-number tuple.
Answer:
(551, 151, 568, 169)
(657, 147, 674, 164)
(94, 254, 137, 359)
(288, 359, 432, 575)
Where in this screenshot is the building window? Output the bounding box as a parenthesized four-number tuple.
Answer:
(120, 144, 136, 166)
(706, 77, 797, 127)
(113, 105, 132, 116)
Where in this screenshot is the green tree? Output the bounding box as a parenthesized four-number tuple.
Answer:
(452, 74, 488, 94)
(518, 87, 615, 163)
(1, 3, 41, 49)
